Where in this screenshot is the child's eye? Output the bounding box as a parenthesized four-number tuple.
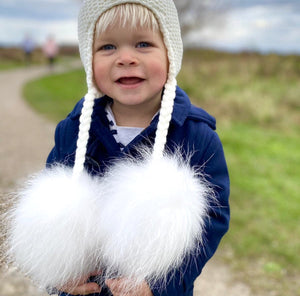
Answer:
(137, 42, 151, 48)
(100, 44, 116, 51)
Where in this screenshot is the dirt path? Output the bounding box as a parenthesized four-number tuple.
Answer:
(0, 65, 252, 295)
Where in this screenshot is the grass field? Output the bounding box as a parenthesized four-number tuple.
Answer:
(23, 49, 300, 296)
(0, 46, 80, 70)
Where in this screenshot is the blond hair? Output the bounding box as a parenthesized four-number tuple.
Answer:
(95, 3, 160, 38)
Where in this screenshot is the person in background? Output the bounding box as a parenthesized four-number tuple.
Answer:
(22, 34, 35, 65)
(43, 35, 59, 68)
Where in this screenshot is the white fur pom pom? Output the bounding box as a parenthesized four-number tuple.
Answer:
(6, 151, 213, 291)
(7, 166, 102, 289)
(97, 151, 212, 287)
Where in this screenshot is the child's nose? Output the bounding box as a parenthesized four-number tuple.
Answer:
(117, 48, 138, 66)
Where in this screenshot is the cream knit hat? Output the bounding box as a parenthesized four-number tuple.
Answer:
(74, 0, 183, 175)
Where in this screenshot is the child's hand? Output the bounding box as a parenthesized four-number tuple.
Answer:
(105, 278, 153, 296)
(57, 272, 102, 295)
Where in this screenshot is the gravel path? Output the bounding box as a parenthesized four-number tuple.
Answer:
(0, 65, 252, 295)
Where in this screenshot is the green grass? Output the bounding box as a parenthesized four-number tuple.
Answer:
(178, 50, 300, 294)
(23, 69, 87, 122)
(221, 124, 300, 264)
(178, 50, 300, 129)
(0, 60, 23, 70)
(23, 49, 300, 295)
(0, 46, 81, 71)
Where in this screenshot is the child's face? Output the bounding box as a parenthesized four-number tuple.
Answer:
(93, 24, 168, 115)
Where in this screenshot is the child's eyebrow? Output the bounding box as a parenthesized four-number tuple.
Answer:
(94, 35, 115, 45)
(94, 31, 157, 48)
(133, 30, 158, 38)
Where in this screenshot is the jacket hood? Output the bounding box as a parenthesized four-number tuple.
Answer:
(173, 87, 216, 130)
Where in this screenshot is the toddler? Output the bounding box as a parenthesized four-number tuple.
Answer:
(8, 1, 230, 296)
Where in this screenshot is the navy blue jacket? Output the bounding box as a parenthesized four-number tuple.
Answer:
(47, 86, 230, 296)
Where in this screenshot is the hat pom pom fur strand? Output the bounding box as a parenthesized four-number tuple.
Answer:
(6, 151, 213, 290)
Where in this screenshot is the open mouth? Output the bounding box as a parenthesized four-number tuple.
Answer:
(117, 77, 145, 85)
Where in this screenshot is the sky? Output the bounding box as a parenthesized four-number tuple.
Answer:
(0, 0, 299, 54)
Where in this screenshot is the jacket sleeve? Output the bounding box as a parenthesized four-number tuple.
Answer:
(152, 129, 230, 296)
(46, 101, 82, 167)
(46, 119, 77, 167)
(46, 121, 63, 166)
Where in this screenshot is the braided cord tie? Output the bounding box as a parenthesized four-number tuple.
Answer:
(73, 90, 96, 177)
(152, 76, 177, 160)
(151, 26, 178, 159)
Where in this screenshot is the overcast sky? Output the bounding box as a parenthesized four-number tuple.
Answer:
(0, 0, 299, 54)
